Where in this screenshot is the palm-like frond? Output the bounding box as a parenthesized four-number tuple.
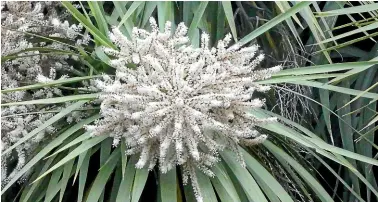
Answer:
(1, 1, 377, 202)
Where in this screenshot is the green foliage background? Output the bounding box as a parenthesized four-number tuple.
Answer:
(1, 1, 378, 202)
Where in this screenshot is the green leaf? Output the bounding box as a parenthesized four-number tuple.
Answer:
(221, 150, 268, 202)
(223, 165, 249, 202)
(141, 2, 158, 28)
(100, 138, 113, 167)
(256, 73, 342, 85)
(2, 101, 86, 156)
(241, 148, 294, 202)
(46, 132, 92, 159)
(13, 115, 98, 198)
(1, 94, 98, 107)
(251, 109, 378, 166)
(116, 156, 137, 202)
(309, 137, 378, 166)
(221, 1, 237, 41)
(207, 2, 218, 45)
(159, 168, 177, 202)
(338, 82, 378, 111)
(88, 2, 109, 35)
(275, 1, 304, 29)
(2, 47, 79, 62)
(273, 60, 378, 77)
(96, 139, 113, 202)
(73, 150, 88, 185)
(121, 139, 128, 179)
(210, 163, 241, 202)
(131, 167, 149, 202)
(196, 170, 218, 202)
(109, 164, 123, 202)
(1, 76, 100, 93)
(215, 2, 226, 42)
(327, 152, 378, 199)
(79, 1, 91, 21)
(161, 1, 175, 31)
(275, 1, 305, 50)
(332, 46, 368, 58)
(20, 154, 57, 202)
(288, 80, 378, 99)
(95, 46, 112, 66)
(316, 3, 378, 17)
(32, 135, 108, 183)
(59, 158, 75, 202)
(157, 2, 167, 31)
(308, 150, 365, 201)
(264, 141, 334, 202)
(45, 168, 64, 202)
(61, 2, 115, 48)
(183, 2, 194, 25)
(187, 2, 209, 40)
(319, 85, 334, 144)
(192, 28, 200, 48)
(315, 31, 378, 54)
(328, 57, 378, 84)
(85, 147, 120, 202)
(298, 2, 332, 63)
(78, 149, 92, 202)
(318, 21, 378, 45)
(261, 111, 375, 164)
(112, 1, 133, 37)
(237, 1, 311, 46)
(361, 115, 378, 131)
(261, 108, 377, 198)
(117, 2, 144, 29)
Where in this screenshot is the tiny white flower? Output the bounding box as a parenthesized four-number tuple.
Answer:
(36, 74, 52, 83)
(51, 18, 60, 27)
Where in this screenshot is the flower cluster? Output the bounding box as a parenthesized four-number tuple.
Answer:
(86, 18, 281, 201)
(1, 1, 91, 186)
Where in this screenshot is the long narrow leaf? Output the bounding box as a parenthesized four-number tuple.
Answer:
(273, 61, 378, 77)
(241, 148, 294, 202)
(316, 3, 378, 17)
(210, 163, 241, 202)
(160, 168, 177, 202)
(61, 2, 115, 48)
(221, 150, 268, 202)
(289, 80, 378, 99)
(1, 94, 98, 107)
(88, 2, 109, 35)
(264, 141, 334, 202)
(187, 2, 208, 40)
(32, 135, 108, 183)
(237, 2, 311, 47)
(85, 148, 120, 202)
(2, 101, 86, 156)
(221, 1, 237, 41)
(1, 76, 100, 93)
(116, 156, 137, 202)
(117, 2, 144, 29)
(131, 167, 149, 202)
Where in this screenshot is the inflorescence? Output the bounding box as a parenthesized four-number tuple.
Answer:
(86, 18, 281, 201)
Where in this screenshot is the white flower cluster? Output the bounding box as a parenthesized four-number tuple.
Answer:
(50, 18, 91, 46)
(1, 1, 91, 186)
(86, 18, 281, 201)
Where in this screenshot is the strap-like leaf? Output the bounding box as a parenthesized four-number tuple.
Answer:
(1, 94, 98, 107)
(237, 1, 311, 47)
(32, 135, 108, 183)
(85, 147, 120, 202)
(160, 168, 177, 202)
(2, 101, 87, 156)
